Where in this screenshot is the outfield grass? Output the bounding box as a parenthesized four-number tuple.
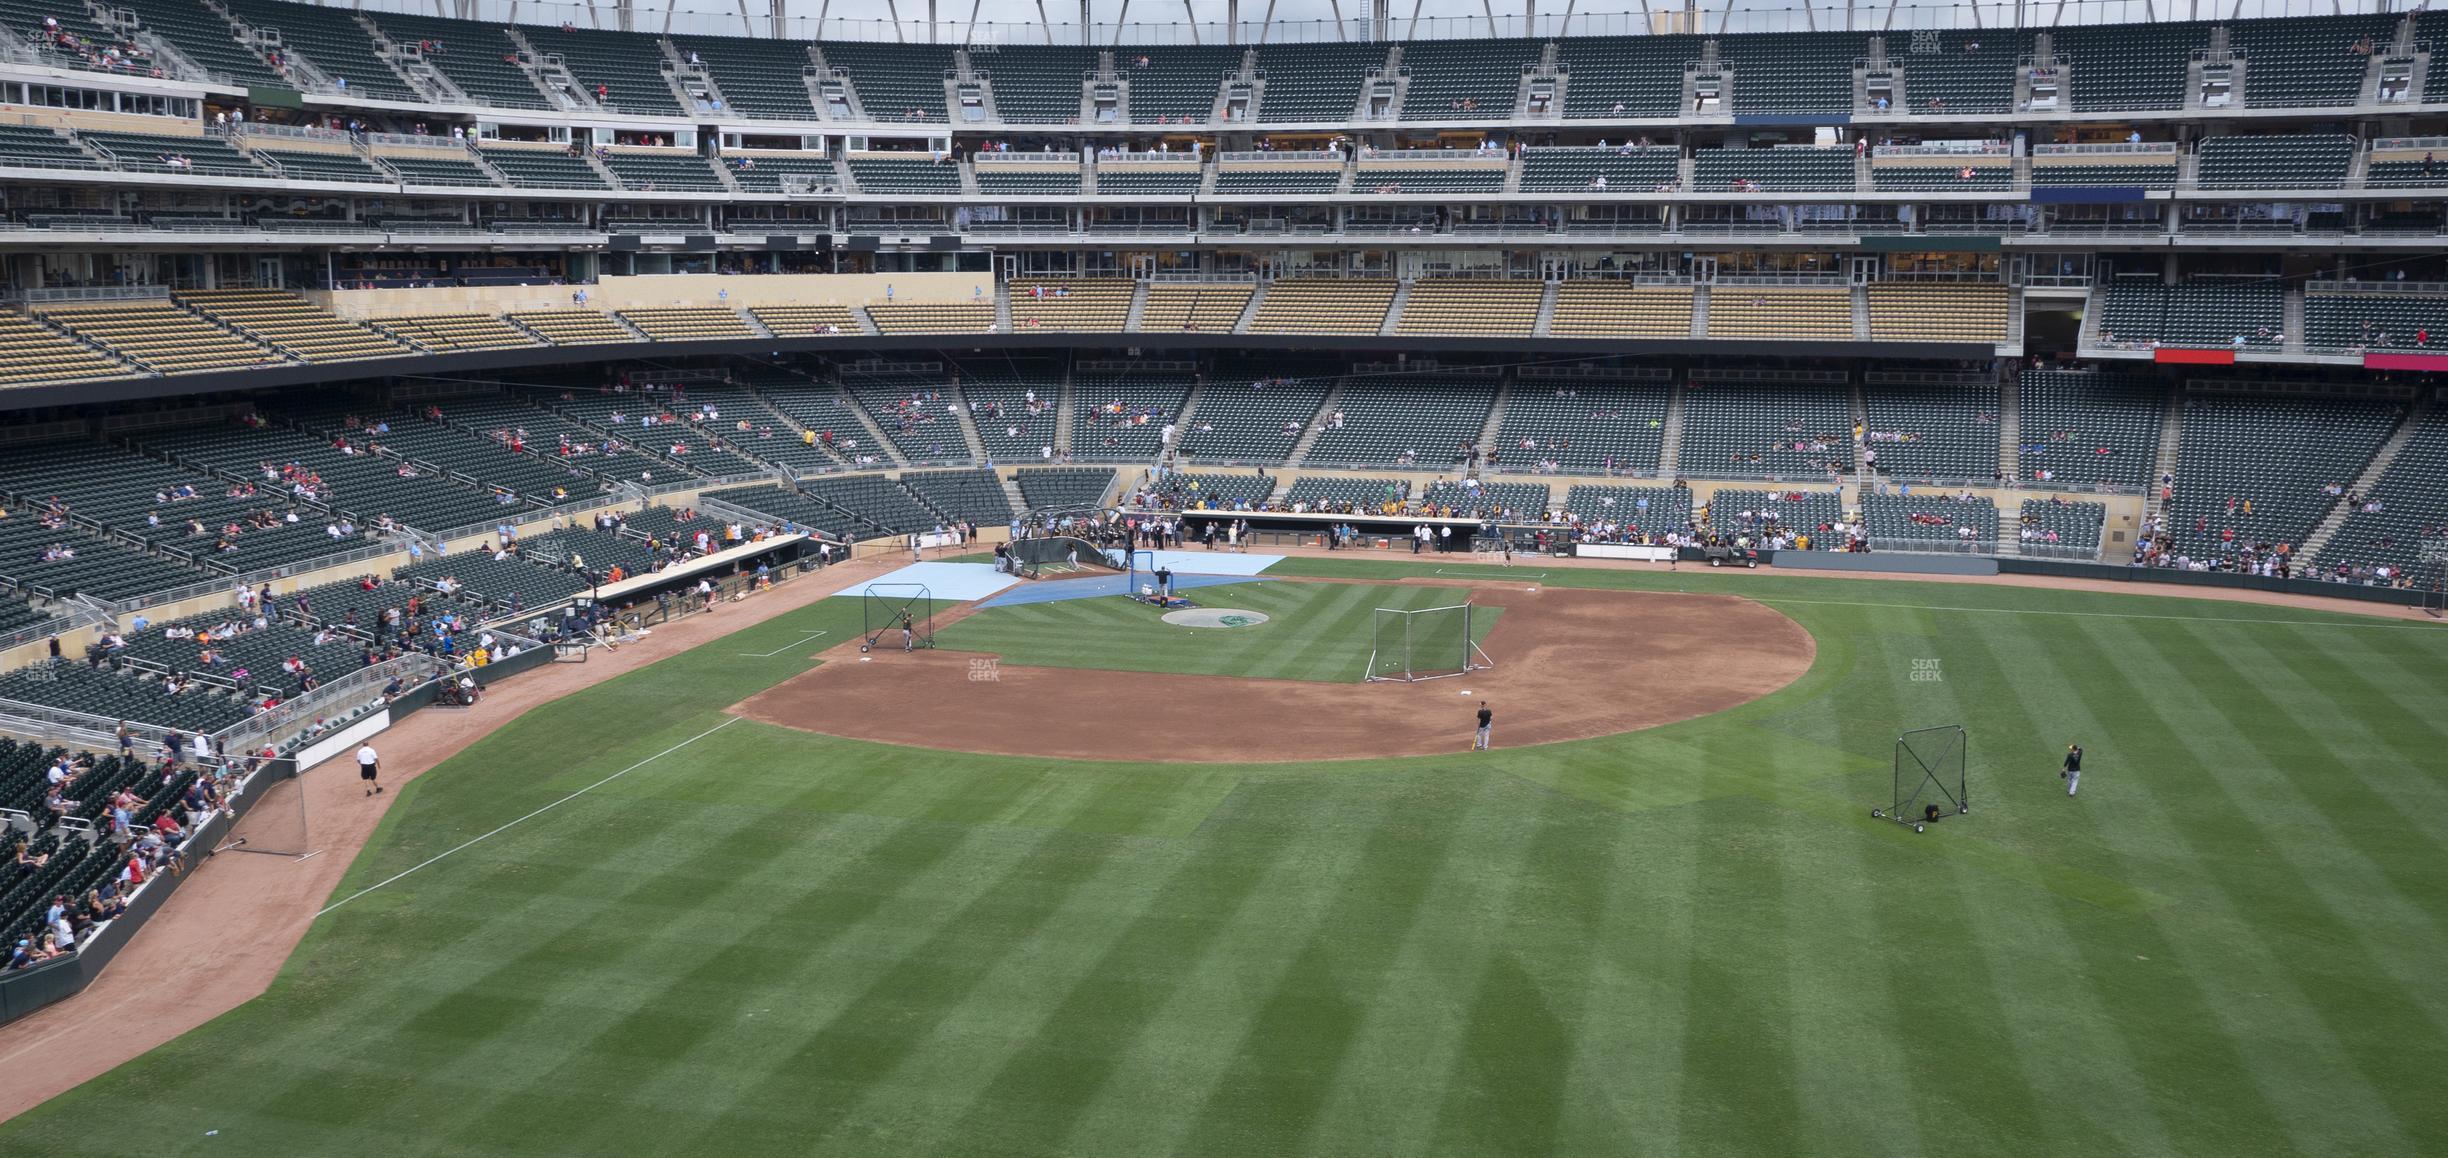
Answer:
(1, 564, 2444, 1157)
(935, 581, 1499, 682)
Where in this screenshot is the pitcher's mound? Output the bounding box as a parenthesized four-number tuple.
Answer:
(1163, 608, 1270, 628)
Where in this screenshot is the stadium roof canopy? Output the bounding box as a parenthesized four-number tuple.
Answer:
(340, 0, 2409, 45)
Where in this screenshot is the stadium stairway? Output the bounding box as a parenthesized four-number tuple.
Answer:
(1688, 285, 1710, 338)
(1052, 370, 1076, 452)
(836, 382, 912, 467)
(1998, 373, 2022, 481)
(944, 381, 990, 462)
(1657, 384, 1686, 478)
(2148, 384, 2184, 520)
(1281, 380, 1344, 468)
(1378, 280, 1412, 337)
(1533, 283, 1559, 337)
(994, 288, 1014, 333)
(1232, 283, 1267, 334)
(1851, 287, 1872, 340)
(996, 471, 1028, 513)
(1123, 282, 1151, 331)
(2298, 393, 2430, 560)
(1475, 381, 1512, 454)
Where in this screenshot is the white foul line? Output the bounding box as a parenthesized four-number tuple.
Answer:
(737, 630, 828, 657)
(315, 717, 743, 918)
(1749, 596, 2448, 631)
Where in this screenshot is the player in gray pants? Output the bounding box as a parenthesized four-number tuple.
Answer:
(2062, 743, 2083, 796)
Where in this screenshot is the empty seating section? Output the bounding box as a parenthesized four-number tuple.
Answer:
(1420, 480, 1549, 519)
(1395, 280, 1541, 338)
(347, 411, 595, 501)
(848, 158, 961, 194)
(1008, 281, 1131, 331)
(975, 166, 1082, 195)
(2162, 394, 2397, 560)
(0, 313, 124, 384)
(701, 483, 868, 539)
(1355, 165, 1503, 194)
(603, 151, 726, 191)
(1867, 283, 2009, 343)
(1706, 488, 1841, 539)
(1255, 43, 1382, 121)
(371, 14, 548, 108)
(1398, 40, 1538, 118)
(865, 303, 995, 334)
(1872, 161, 2013, 192)
(732, 376, 871, 462)
(380, 152, 498, 187)
(1519, 147, 1678, 191)
(979, 46, 1092, 123)
(2096, 278, 2284, 348)
(0, 595, 51, 637)
(1559, 35, 1696, 117)
(1723, 31, 1865, 115)
(220, 0, 417, 100)
(750, 304, 860, 336)
(397, 550, 588, 612)
(144, 420, 507, 531)
(176, 290, 407, 362)
(2017, 499, 2106, 553)
(959, 374, 1061, 461)
(1492, 381, 1671, 473)
(0, 126, 104, 170)
(674, 35, 817, 119)
(81, 131, 262, 177)
(1094, 168, 1201, 195)
(520, 25, 681, 115)
(1212, 166, 1340, 195)
(373, 314, 541, 352)
(1247, 279, 1396, 335)
(1547, 283, 1692, 338)
(116, 0, 284, 88)
(1161, 472, 1276, 508)
(1860, 382, 2000, 481)
(479, 146, 609, 189)
(2053, 22, 2206, 111)
(0, 438, 343, 572)
(1706, 288, 1852, 341)
(1124, 45, 1237, 123)
(842, 374, 965, 462)
(1178, 378, 1329, 464)
(1693, 147, 1854, 191)
(1139, 284, 1252, 332)
(1303, 378, 1495, 469)
(0, 510, 202, 601)
(798, 474, 941, 533)
(825, 42, 954, 122)
(252, 147, 388, 183)
(41, 302, 281, 374)
(2015, 370, 2164, 488)
(550, 390, 765, 477)
(446, 394, 662, 478)
(899, 468, 1013, 524)
(2303, 291, 2448, 351)
(2195, 134, 2354, 189)
(2316, 408, 2448, 573)
(616, 308, 754, 342)
(1561, 484, 1689, 534)
(2226, 15, 2393, 108)
(1013, 467, 1114, 511)
(1891, 33, 2022, 114)
(1863, 494, 1997, 547)
(724, 155, 839, 193)
(509, 310, 637, 345)
(1074, 375, 1190, 460)
(0, 662, 249, 731)
(1678, 381, 1852, 478)
(2031, 159, 2178, 188)
(2365, 154, 2448, 188)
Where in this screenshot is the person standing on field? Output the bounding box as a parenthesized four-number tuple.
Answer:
(2061, 743, 2083, 796)
(357, 743, 382, 796)
(1474, 702, 1493, 751)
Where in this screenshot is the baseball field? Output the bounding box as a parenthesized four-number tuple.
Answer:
(1, 556, 2443, 1157)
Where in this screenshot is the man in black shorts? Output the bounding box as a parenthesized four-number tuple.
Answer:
(1473, 702, 1493, 751)
(356, 742, 382, 796)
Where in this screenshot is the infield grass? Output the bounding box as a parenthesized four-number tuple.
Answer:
(1, 561, 2444, 1157)
(934, 581, 1499, 682)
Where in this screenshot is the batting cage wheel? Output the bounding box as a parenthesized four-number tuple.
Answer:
(1885, 724, 1969, 831)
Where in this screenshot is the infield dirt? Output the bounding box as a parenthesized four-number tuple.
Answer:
(729, 585, 1817, 761)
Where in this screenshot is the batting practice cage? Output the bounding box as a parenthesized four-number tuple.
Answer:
(859, 584, 934, 652)
(1876, 724, 1969, 831)
(1365, 602, 1493, 682)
